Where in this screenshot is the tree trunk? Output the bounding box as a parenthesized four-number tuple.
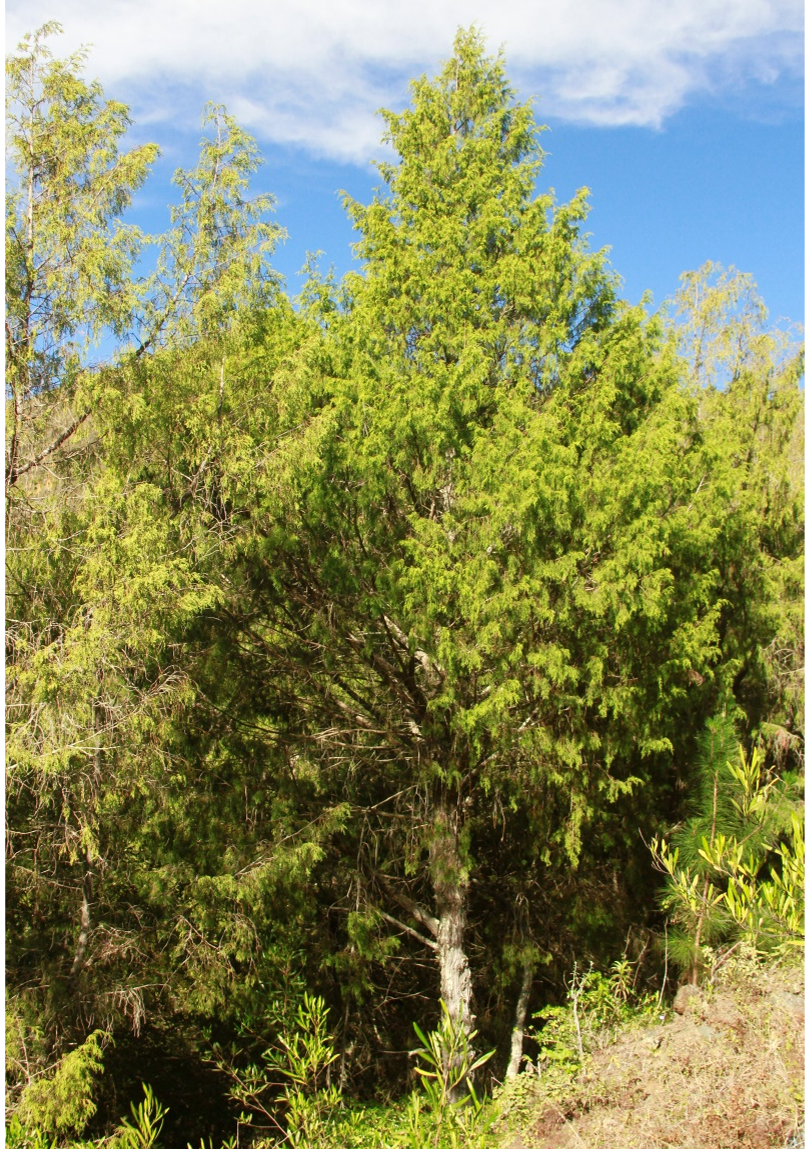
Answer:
(429, 802, 473, 1034)
(506, 958, 534, 1078)
(428, 800, 474, 1102)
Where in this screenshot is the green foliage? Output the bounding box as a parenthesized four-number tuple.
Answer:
(405, 1004, 496, 1149)
(212, 994, 498, 1148)
(5, 21, 291, 1069)
(531, 962, 660, 1079)
(195, 30, 794, 1051)
(651, 714, 804, 980)
(7, 1080, 166, 1149)
(4, 1116, 57, 1149)
(211, 993, 335, 1144)
(213, 992, 396, 1149)
(6, 995, 49, 1112)
(668, 262, 804, 747)
(4, 23, 804, 1138)
(5, 22, 158, 488)
(5, 23, 285, 490)
(110, 1085, 167, 1149)
(14, 1031, 107, 1138)
(135, 102, 284, 352)
(267, 994, 342, 1147)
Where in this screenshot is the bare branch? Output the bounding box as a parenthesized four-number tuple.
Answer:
(7, 408, 90, 487)
(379, 910, 438, 950)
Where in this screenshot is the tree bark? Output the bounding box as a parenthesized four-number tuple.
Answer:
(428, 799, 474, 1102)
(506, 958, 534, 1078)
(428, 800, 474, 1032)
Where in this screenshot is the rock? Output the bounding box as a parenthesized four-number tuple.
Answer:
(771, 991, 805, 1021)
(643, 1026, 666, 1050)
(673, 984, 703, 1015)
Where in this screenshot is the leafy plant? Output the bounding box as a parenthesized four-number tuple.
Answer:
(651, 715, 804, 981)
(14, 1030, 108, 1140)
(212, 992, 347, 1147)
(111, 1084, 167, 1149)
(268, 994, 342, 1147)
(4, 1116, 56, 1149)
(404, 1002, 495, 1149)
(531, 961, 660, 1077)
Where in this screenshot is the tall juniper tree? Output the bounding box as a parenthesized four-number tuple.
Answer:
(207, 29, 764, 1053)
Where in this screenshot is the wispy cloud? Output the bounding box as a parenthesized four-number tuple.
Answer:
(6, 0, 803, 161)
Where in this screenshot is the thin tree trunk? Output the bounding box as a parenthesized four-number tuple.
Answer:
(337, 997, 354, 1093)
(691, 771, 719, 985)
(506, 958, 534, 1078)
(70, 846, 93, 985)
(70, 701, 102, 992)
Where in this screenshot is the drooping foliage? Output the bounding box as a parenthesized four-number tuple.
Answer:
(5, 22, 296, 1113)
(5, 25, 803, 1147)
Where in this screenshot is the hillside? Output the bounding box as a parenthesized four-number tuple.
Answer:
(496, 955, 804, 1149)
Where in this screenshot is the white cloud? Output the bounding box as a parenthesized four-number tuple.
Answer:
(5, 0, 803, 161)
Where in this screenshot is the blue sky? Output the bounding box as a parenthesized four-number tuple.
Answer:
(7, 0, 804, 324)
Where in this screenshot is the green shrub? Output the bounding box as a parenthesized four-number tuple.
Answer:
(530, 961, 661, 1078)
(16, 1031, 107, 1140)
(403, 1003, 496, 1149)
(109, 1084, 166, 1149)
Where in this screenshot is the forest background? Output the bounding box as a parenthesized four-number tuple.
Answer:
(5, 20, 804, 1149)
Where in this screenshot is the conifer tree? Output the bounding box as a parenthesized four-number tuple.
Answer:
(5, 25, 287, 1081)
(652, 714, 803, 984)
(669, 263, 804, 754)
(212, 29, 754, 1049)
(5, 23, 157, 492)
